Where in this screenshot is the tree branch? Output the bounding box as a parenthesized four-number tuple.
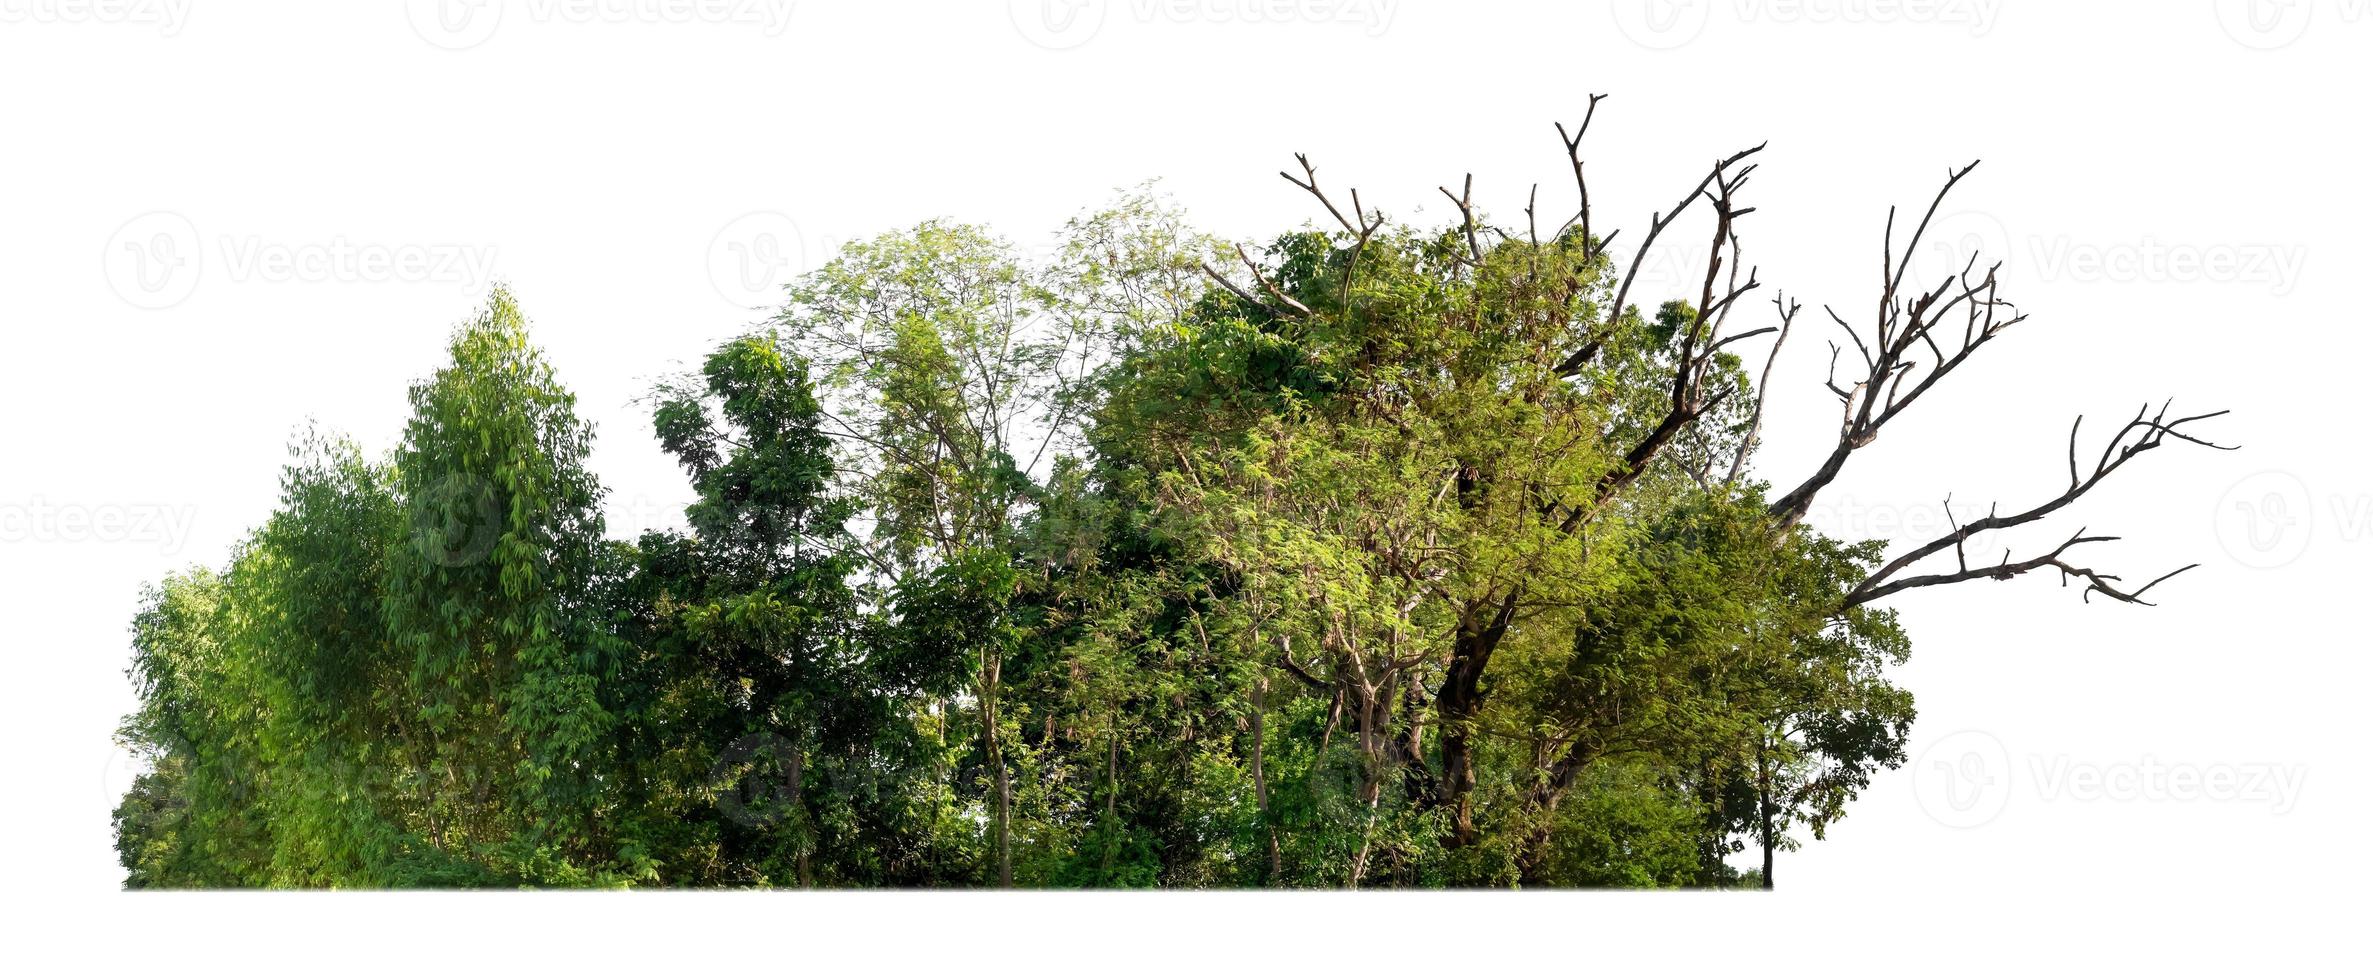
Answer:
(1842, 402, 2236, 608)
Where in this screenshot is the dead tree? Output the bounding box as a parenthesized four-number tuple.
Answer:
(1745, 160, 2236, 607)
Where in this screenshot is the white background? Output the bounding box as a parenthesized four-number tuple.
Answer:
(2, 0, 2361, 974)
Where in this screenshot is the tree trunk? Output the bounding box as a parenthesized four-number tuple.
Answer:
(792, 741, 813, 888)
(980, 658, 1011, 888)
(1756, 743, 1775, 891)
(1250, 670, 1278, 883)
(1436, 605, 1513, 847)
(1347, 779, 1382, 888)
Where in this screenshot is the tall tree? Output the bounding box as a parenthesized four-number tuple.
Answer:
(380, 287, 624, 883)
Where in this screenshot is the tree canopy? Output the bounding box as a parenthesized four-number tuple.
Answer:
(114, 110, 2230, 888)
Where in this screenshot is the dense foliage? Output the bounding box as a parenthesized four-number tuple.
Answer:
(118, 148, 2177, 887)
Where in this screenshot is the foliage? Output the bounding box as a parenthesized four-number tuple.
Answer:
(116, 162, 2157, 889)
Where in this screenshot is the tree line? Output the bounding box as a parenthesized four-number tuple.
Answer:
(113, 105, 2231, 887)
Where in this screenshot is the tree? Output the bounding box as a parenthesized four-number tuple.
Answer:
(1075, 98, 2227, 884)
(632, 331, 966, 885)
(379, 287, 626, 884)
(114, 107, 2233, 889)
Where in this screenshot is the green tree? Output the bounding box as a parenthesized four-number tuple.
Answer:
(380, 288, 626, 884)
(113, 113, 2230, 890)
(633, 331, 969, 885)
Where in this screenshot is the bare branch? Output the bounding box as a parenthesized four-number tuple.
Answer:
(1235, 244, 1314, 317)
(1846, 527, 2199, 607)
(1552, 92, 1609, 253)
(1725, 293, 1800, 486)
(1556, 140, 1769, 377)
(1280, 153, 1358, 235)
(1582, 149, 1765, 504)
(1439, 173, 1483, 266)
(1199, 260, 1295, 320)
(1524, 182, 1540, 248)
(1841, 403, 2236, 608)
(1770, 163, 2031, 527)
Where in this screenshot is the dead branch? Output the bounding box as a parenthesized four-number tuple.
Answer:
(1199, 260, 1297, 320)
(1847, 526, 2198, 607)
(1842, 402, 2236, 607)
(1552, 92, 1609, 256)
(1556, 141, 1769, 378)
(1725, 293, 1801, 486)
(1278, 154, 1386, 312)
(1439, 173, 1484, 267)
(1768, 161, 2032, 526)
(1280, 152, 1359, 236)
(1236, 244, 1314, 317)
(1589, 153, 1766, 505)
